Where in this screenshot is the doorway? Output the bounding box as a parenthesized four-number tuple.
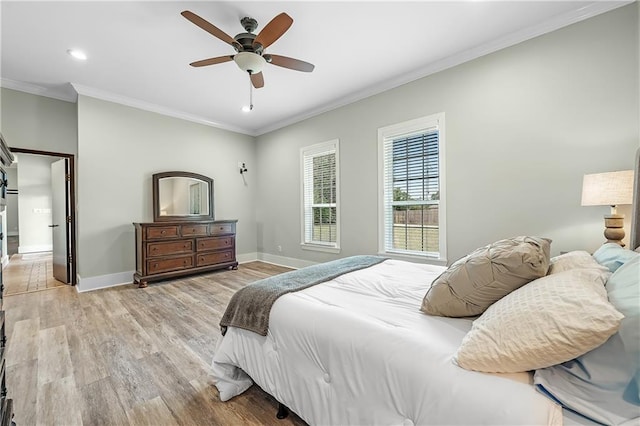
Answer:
(7, 148, 76, 287)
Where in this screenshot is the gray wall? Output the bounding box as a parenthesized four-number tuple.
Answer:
(76, 96, 257, 285)
(16, 153, 55, 253)
(0, 88, 77, 155)
(255, 4, 639, 264)
(0, 4, 637, 286)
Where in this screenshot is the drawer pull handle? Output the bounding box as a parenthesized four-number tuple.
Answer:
(154, 263, 158, 268)
(184, 244, 188, 249)
(152, 247, 157, 251)
(161, 230, 166, 234)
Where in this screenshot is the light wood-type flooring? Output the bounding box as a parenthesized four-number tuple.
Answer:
(4, 253, 66, 295)
(3, 260, 308, 425)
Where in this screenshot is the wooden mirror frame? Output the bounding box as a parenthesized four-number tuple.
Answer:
(152, 171, 214, 222)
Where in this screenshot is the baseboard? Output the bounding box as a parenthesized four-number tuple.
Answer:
(256, 253, 317, 270)
(18, 244, 52, 254)
(237, 252, 258, 264)
(237, 252, 317, 270)
(74, 252, 316, 292)
(76, 270, 135, 293)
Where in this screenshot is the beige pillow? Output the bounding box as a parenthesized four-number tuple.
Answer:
(548, 250, 606, 274)
(454, 267, 622, 373)
(421, 236, 551, 317)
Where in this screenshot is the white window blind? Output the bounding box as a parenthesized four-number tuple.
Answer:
(379, 114, 446, 260)
(301, 140, 340, 252)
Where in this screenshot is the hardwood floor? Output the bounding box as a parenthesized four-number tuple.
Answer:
(4, 252, 66, 295)
(4, 261, 308, 425)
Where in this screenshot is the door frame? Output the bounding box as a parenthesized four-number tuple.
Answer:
(10, 147, 77, 286)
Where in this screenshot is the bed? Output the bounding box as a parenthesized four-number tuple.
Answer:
(212, 150, 640, 425)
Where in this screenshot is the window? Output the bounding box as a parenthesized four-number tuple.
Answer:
(301, 139, 340, 253)
(378, 113, 446, 261)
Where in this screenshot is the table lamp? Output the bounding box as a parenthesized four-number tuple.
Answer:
(581, 170, 634, 246)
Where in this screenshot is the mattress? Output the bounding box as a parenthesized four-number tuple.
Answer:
(212, 259, 563, 425)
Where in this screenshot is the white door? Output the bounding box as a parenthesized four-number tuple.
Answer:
(51, 159, 69, 283)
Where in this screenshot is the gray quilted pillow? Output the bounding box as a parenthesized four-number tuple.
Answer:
(421, 236, 551, 317)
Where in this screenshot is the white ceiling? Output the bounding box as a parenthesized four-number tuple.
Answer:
(0, 1, 630, 136)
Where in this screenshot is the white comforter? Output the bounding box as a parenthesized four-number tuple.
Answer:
(212, 259, 562, 425)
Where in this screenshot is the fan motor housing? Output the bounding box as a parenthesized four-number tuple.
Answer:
(234, 32, 261, 53)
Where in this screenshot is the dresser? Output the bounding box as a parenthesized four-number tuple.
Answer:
(133, 220, 238, 288)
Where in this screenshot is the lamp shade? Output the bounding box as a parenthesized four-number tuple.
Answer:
(581, 170, 634, 206)
(234, 52, 266, 74)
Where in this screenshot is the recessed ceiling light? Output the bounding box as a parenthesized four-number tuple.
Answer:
(67, 49, 87, 61)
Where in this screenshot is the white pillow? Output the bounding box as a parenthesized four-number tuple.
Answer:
(548, 250, 605, 274)
(454, 268, 622, 373)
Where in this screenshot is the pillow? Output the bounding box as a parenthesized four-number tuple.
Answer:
(454, 267, 622, 373)
(607, 256, 640, 399)
(548, 250, 604, 274)
(533, 256, 640, 425)
(421, 236, 551, 317)
(593, 242, 639, 272)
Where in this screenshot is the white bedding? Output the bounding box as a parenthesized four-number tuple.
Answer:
(212, 259, 563, 425)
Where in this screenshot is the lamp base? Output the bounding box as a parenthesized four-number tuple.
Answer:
(603, 214, 625, 247)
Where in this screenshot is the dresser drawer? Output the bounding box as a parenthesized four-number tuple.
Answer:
(210, 223, 234, 236)
(181, 224, 208, 237)
(197, 250, 234, 266)
(147, 240, 194, 257)
(146, 226, 179, 239)
(147, 255, 194, 274)
(197, 236, 233, 252)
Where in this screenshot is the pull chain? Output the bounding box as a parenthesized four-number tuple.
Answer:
(248, 73, 254, 111)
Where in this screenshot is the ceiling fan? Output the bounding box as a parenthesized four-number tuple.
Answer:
(181, 10, 315, 90)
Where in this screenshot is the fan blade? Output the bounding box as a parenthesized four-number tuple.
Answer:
(181, 10, 238, 48)
(190, 55, 234, 67)
(251, 72, 264, 89)
(268, 54, 314, 72)
(253, 13, 293, 49)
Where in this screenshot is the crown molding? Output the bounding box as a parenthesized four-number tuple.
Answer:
(71, 83, 255, 136)
(2, 1, 631, 138)
(1, 78, 76, 103)
(253, 0, 632, 136)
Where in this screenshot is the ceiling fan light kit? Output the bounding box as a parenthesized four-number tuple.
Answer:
(234, 52, 266, 74)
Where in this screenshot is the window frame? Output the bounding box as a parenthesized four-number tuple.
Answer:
(300, 139, 341, 254)
(377, 113, 447, 263)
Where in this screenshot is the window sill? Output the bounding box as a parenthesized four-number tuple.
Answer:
(301, 243, 341, 254)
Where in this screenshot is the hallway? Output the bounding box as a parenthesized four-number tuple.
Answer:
(4, 252, 66, 296)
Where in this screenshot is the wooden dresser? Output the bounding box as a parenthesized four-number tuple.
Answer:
(133, 220, 238, 288)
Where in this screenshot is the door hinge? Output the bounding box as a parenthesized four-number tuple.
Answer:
(68, 254, 73, 263)
(67, 216, 72, 223)
(65, 174, 71, 182)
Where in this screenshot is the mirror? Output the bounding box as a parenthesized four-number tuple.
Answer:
(152, 171, 214, 222)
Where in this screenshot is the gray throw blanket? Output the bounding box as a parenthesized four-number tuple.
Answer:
(220, 255, 388, 336)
